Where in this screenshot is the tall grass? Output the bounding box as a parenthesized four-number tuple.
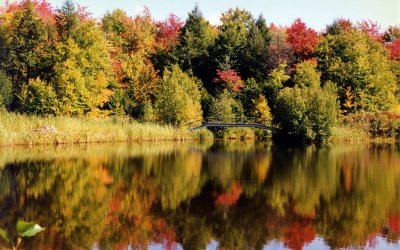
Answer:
(330, 125, 370, 142)
(331, 111, 400, 142)
(0, 112, 211, 145)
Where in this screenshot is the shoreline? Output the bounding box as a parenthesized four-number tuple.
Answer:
(0, 112, 398, 147)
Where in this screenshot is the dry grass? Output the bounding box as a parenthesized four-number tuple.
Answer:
(0, 112, 212, 146)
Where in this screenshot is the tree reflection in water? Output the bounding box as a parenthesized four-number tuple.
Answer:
(0, 142, 399, 249)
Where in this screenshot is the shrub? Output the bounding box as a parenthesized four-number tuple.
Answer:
(0, 71, 12, 110)
(251, 94, 272, 124)
(209, 89, 236, 119)
(19, 78, 59, 115)
(155, 65, 203, 126)
(275, 83, 338, 143)
(343, 111, 400, 139)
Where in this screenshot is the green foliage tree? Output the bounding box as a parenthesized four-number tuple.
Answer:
(49, 18, 113, 116)
(3, 1, 47, 110)
(212, 8, 254, 72)
(292, 61, 321, 88)
(155, 65, 202, 126)
(0, 71, 12, 110)
(19, 77, 58, 115)
(263, 64, 290, 110)
(239, 78, 262, 114)
(174, 5, 216, 83)
(210, 89, 236, 119)
(101, 8, 130, 49)
(315, 30, 397, 113)
(275, 82, 338, 143)
(240, 15, 271, 81)
(275, 61, 337, 142)
(55, 0, 79, 42)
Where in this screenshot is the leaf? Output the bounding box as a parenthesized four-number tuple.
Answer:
(16, 220, 45, 238)
(0, 228, 12, 244)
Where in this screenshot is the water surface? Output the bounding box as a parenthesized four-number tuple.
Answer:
(0, 141, 399, 249)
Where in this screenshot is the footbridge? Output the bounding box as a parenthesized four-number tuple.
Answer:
(189, 117, 278, 132)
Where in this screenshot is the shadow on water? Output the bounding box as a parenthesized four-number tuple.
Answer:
(0, 141, 399, 249)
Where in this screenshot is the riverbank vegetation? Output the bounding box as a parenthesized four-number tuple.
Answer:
(0, 0, 399, 144)
(0, 112, 215, 145)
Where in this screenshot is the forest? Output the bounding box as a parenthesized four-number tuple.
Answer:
(0, 0, 400, 143)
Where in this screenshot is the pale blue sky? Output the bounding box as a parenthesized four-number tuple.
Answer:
(1, 0, 399, 31)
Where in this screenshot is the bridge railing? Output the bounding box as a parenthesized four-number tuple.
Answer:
(205, 117, 257, 124)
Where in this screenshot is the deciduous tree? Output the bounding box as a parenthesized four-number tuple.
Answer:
(287, 18, 319, 61)
(155, 65, 202, 126)
(315, 30, 397, 112)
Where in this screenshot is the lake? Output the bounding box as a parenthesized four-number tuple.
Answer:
(0, 141, 399, 249)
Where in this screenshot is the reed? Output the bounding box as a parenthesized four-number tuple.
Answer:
(0, 112, 207, 146)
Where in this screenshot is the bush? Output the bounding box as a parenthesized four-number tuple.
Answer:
(0, 71, 12, 110)
(209, 89, 236, 119)
(155, 65, 203, 126)
(215, 127, 255, 140)
(275, 83, 338, 143)
(19, 78, 59, 115)
(251, 94, 272, 124)
(343, 111, 400, 139)
(191, 128, 214, 141)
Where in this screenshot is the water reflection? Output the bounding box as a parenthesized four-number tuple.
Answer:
(0, 142, 399, 249)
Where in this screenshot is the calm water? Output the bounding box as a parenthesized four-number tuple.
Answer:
(0, 141, 399, 250)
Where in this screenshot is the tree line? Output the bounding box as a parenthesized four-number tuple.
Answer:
(0, 0, 399, 142)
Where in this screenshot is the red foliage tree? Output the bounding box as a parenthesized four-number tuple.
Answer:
(358, 20, 382, 42)
(153, 219, 178, 250)
(326, 18, 353, 34)
(1, 0, 55, 25)
(336, 18, 353, 32)
(388, 38, 400, 60)
(388, 212, 400, 234)
(283, 221, 316, 250)
(213, 69, 244, 92)
(213, 181, 243, 207)
(33, 0, 54, 25)
(156, 13, 183, 50)
(287, 18, 319, 59)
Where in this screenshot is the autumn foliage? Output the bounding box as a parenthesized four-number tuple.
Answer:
(213, 69, 244, 92)
(213, 181, 243, 207)
(358, 20, 382, 42)
(283, 221, 316, 250)
(0, 0, 399, 143)
(156, 13, 183, 50)
(286, 18, 319, 59)
(388, 38, 400, 60)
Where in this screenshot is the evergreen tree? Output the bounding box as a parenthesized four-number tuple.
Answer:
(212, 8, 254, 71)
(175, 5, 216, 83)
(5, 1, 47, 110)
(55, 0, 79, 42)
(240, 15, 271, 81)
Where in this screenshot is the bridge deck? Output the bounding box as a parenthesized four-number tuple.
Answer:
(189, 122, 278, 131)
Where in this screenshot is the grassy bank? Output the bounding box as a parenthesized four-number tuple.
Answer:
(0, 112, 213, 146)
(331, 112, 400, 143)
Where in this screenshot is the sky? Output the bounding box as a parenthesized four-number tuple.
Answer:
(0, 0, 399, 31)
